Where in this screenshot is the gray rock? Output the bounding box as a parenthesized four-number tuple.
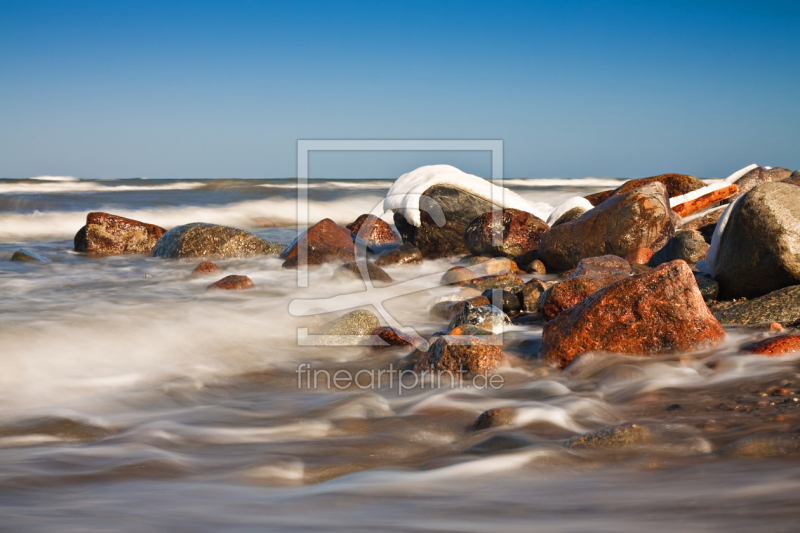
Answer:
(714, 183, 800, 299)
(694, 273, 719, 301)
(712, 285, 800, 325)
(332, 261, 393, 284)
(152, 223, 284, 259)
(312, 310, 381, 346)
(10, 249, 51, 262)
(551, 206, 588, 227)
(648, 229, 708, 267)
(731, 166, 793, 200)
(374, 243, 422, 266)
(448, 304, 511, 331)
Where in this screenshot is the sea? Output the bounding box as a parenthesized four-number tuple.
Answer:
(1, 176, 799, 532)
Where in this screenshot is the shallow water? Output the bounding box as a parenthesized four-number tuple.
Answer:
(1, 177, 800, 531)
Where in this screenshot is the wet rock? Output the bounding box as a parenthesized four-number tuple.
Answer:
(191, 261, 223, 278)
(280, 218, 356, 263)
(538, 182, 674, 271)
(374, 243, 422, 266)
(571, 254, 631, 277)
(468, 256, 519, 275)
(481, 289, 522, 316)
(551, 206, 588, 227)
(441, 266, 474, 286)
(512, 249, 544, 273)
(467, 271, 524, 292)
(743, 335, 800, 356)
(206, 275, 255, 291)
(540, 273, 626, 321)
(448, 304, 512, 331)
(520, 278, 551, 313)
(430, 296, 491, 321)
(0, 417, 111, 441)
(716, 436, 798, 458)
(564, 424, 652, 449)
(694, 273, 719, 301)
(784, 170, 800, 186)
(312, 310, 381, 346)
(540, 260, 725, 368)
(281, 244, 355, 269)
(647, 229, 708, 267)
(624, 248, 654, 265)
(615, 174, 706, 201)
(711, 285, 800, 325)
(10, 249, 51, 262)
(75, 212, 167, 254)
(473, 407, 516, 430)
(584, 189, 614, 206)
(369, 326, 421, 348)
(730, 166, 793, 200)
(153, 223, 282, 259)
(447, 324, 496, 337)
(414, 335, 505, 376)
(714, 183, 800, 299)
(332, 261, 393, 284)
(463, 208, 549, 259)
(680, 206, 724, 243)
(345, 214, 403, 250)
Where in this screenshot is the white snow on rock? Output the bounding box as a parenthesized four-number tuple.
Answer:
(723, 164, 758, 184)
(384, 165, 551, 226)
(696, 194, 744, 277)
(545, 197, 594, 226)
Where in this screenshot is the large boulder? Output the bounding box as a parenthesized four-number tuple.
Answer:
(540, 260, 725, 368)
(540, 273, 626, 321)
(538, 182, 675, 271)
(463, 208, 549, 258)
(584, 173, 706, 207)
(152, 223, 282, 259)
(345, 214, 402, 250)
(280, 219, 356, 263)
(75, 212, 166, 254)
(714, 183, 800, 299)
(730, 166, 793, 200)
(711, 285, 800, 325)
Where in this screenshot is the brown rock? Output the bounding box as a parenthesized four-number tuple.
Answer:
(647, 229, 708, 267)
(540, 274, 626, 320)
(769, 322, 785, 333)
(374, 243, 422, 266)
(191, 261, 223, 278)
(346, 214, 402, 248)
(473, 407, 515, 430)
(552, 206, 588, 227)
(540, 260, 725, 368)
(467, 271, 524, 292)
(280, 219, 356, 263)
(206, 275, 255, 291)
(370, 326, 421, 348)
(571, 255, 631, 277)
(447, 325, 496, 337)
(469, 257, 519, 275)
(463, 208, 549, 258)
(586, 174, 706, 207)
(441, 266, 474, 286)
(585, 189, 614, 206)
(430, 296, 491, 321)
(281, 244, 355, 269)
(520, 278, 551, 313)
(332, 261, 393, 284)
(152, 223, 282, 259)
(538, 182, 674, 271)
(414, 336, 505, 376)
(74, 212, 166, 254)
(731, 166, 793, 200)
(625, 248, 654, 265)
(743, 335, 800, 356)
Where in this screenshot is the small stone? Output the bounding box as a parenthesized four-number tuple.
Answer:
(770, 322, 785, 333)
(191, 261, 223, 278)
(448, 304, 512, 331)
(473, 407, 516, 430)
(370, 327, 421, 348)
(332, 261, 393, 284)
(10, 249, 51, 262)
(280, 218, 356, 264)
(647, 229, 708, 267)
(345, 214, 403, 249)
(481, 289, 522, 316)
(312, 310, 381, 346)
(430, 296, 491, 321)
(374, 243, 422, 266)
(441, 266, 474, 286)
(467, 271, 524, 292)
(206, 275, 255, 291)
(414, 335, 505, 377)
(564, 424, 652, 449)
(571, 255, 631, 277)
(624, 247, 654, 265)
(694, 273, 719, 302)
(520, 278, 551, 313)
(743, 335, 800, 356)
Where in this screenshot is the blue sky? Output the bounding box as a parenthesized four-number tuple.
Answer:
(1, 0, 798, 180)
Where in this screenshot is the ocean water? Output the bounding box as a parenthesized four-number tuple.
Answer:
(1, 177, 800, 532)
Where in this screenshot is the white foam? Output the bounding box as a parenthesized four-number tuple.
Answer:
(546, 197, 594, 226)
(0, 181, 204, 195)
(697, 194, 744, 276)
(723, 164, 759, 184)
(384, 165, 551, 226)
(28, 175, 79, 182)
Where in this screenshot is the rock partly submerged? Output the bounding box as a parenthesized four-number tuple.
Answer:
(345, 214, 402, 250)
(311, 310, 381, 346)
(153, 223, 282, 259)
(75, 212, 167, 254)
(414, 335, 505, 377)
(463, 208, 549, 259)
(10, 249, 51, 262)
(206, 275, 256, 291)
(280, 218, 358, 268)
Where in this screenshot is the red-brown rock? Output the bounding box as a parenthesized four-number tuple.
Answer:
(206, 275, 255, 291)
(540, 274, 626, 320)
(370, 326, 422, 348)
(467, 271, 524, 292)
(625, 248, 654, 265)
(441, 266, 475, 286)
(375, 243, 422, 266)
(463, 208, 549, 258)
(346, 214, 403, 248)
(281, 244, 355, 269)
(74, 212, 166, 254)
(571, 255, 631, 277)
(280, 219, 356, 263)
(430, 296, 491, 320)
(743, 335, 800, 356)
(191, 261, 223, 278)
(540, 260, 725, 368)
(414, 335, 505, 376)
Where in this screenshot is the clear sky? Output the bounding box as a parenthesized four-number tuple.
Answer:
(1, 0, 798, 180)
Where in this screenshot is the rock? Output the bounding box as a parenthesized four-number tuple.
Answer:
(714, 183, 800, 299)
(540, 260, 725, 368)
(345, 214, 403, 250)
(694, 273, 719, 301)
(551, 206, 588, 227)
(564, 424, 652, 449)
(463, 208, 549, 259)
(625, 248, 654, 265)
(370, 327, 421, 348)
(10, 249, 51, 262)
(730, 166, 793, 200)
(584, 189, 615, 206)
(717, 437, 798, 458)
(680, 206, 725, 243)
(441, 266, 474, 286)
(769, 322, 785, 333)
(571, 255, 631, 277)
(647, 229, 708, 267)
(280, 219, 356, 263)
(711, 285, 800, 325)
(282, 244, 355, 269)
(74, 212, 167, 254)
(473, 407, 516, 430)
(430, 296, 491, 320)
(448, 304, 511, 331)
(414, 336, 505, 376)
(312, 310, 381, 346)
(540, 274, 625, 321)
(191, 261, 223, 278)
(613, 174, 706, 201)
(538, 182, 674, 271)
(520, 279, 551, 313)
(447, 324, 496, 337)
(374, 243, 422, 266)
(467, 271, 524, 292)
(206, 275, 255, 291)
(512, 249, 542, 273)
(332, 261, 393, 284)
(784, 170, 800, 186)
(153, 223, 282, 259)
(743, 335, 800, 356)
(400, 184, 499, 259)
(467, 256, 519, 275)
(481, 289, 522, 316)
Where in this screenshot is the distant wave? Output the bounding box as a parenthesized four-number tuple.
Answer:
(503, 178, 627, 187)
(261, 180, 395, 190)
(0, 181, 206, 195)
(28, 175, 79, 182)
